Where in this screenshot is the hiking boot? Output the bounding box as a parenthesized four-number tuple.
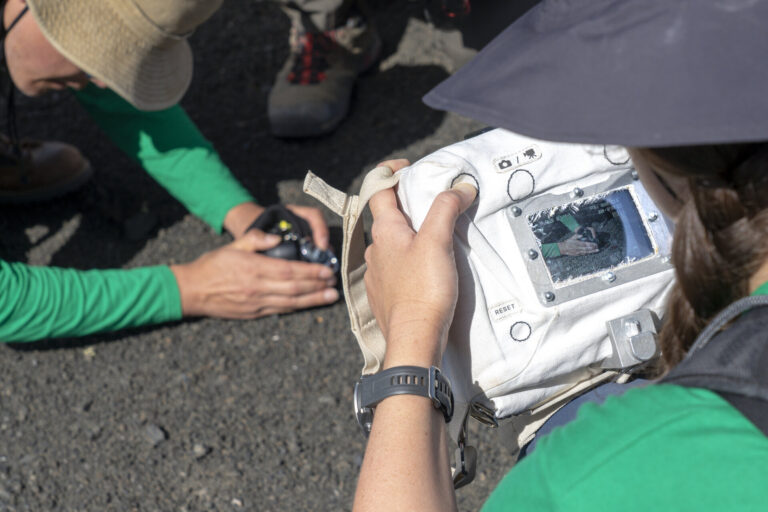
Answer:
(0, 134, 92, 204)
(267, 15, 381, 138)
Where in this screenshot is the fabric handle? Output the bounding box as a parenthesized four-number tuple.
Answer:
(303, 167, 401, 375)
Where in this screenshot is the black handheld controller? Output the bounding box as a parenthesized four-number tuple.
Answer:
(246, 205, 340, 273)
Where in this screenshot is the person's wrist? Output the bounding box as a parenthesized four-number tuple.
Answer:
(170, 263, 201, 317)
(381, 305, 451, 368)
(382, 326, 446, 369)
(223, 202, 265, 239)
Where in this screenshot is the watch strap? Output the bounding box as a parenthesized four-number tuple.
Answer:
(355, 366, 454, 435)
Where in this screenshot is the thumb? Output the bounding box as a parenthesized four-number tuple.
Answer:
(230, 229, 282, 252)
(419, 183, 477, 242)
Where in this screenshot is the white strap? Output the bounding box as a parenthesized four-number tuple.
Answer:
(304, 167, 401, 374)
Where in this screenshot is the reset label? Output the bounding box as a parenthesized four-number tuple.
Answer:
(489, 301, 518, 322)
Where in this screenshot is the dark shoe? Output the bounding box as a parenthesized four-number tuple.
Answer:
(268, 16, 381, 138)
(0, 135, 92, 204)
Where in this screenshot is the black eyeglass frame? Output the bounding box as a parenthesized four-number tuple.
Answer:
(1, 1, 28, 42)
(0, 0, 28, 157)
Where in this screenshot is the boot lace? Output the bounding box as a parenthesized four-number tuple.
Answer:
(287, 31, 333, 86)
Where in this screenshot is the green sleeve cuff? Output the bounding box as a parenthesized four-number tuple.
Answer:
(74, 84, 256, 232)
(541, 242, 561, 258)
(156, 265, 184, 321)
(560, 213, 580, 232)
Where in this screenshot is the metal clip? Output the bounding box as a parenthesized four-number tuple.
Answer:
(452, 413, 477, 489)
(601, 309, 661, 371)
(469, 400, 499, 428)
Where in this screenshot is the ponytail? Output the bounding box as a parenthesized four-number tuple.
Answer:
(633, 143, 768, 370)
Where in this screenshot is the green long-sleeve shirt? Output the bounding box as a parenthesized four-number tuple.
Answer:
(74, 85, 254, 232)
(1, 85, 255, 342)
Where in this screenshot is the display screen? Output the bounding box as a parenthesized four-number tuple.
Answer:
(528, 188, 655, 284)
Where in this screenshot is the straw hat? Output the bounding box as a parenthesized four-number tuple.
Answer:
(27, 0, 223, 111)
(424, 0, 768, 147)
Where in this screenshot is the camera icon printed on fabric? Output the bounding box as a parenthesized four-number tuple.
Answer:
(493, 145, 542, 172)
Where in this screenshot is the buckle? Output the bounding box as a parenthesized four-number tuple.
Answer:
(469, 400, 499, 428)
(429, 366, 455, 423)
(452, 411, 477, 488)
(453, 442, 478, 489)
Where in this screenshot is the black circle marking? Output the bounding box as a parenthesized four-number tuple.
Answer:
(510, 321, 532, 342)
(450, 172, 480, 197)
(507, 169, 535, 203)
(603, 145, 631, 165)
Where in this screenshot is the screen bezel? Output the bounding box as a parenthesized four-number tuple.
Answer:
(506, 170, 674, 307)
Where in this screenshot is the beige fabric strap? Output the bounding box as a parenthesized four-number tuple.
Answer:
(497, 370, 620, 457)
(303, 167, 401, 374)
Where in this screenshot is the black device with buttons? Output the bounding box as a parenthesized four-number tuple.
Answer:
(247, 204, 339, 273)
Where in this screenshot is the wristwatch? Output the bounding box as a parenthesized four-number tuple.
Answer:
(353, 365, 454, 437)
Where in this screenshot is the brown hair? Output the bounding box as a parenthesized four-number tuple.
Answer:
(632, 143, 768, 370)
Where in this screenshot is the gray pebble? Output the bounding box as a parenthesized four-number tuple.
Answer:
(143, 424, 167, 446)
(0, 485, 13, 503)
(192, 443, 211, 460)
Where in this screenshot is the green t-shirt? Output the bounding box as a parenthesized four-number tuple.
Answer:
(482, 385, 768, 511)
(483, 282, 768, 511)
(1, 86, 255, 342)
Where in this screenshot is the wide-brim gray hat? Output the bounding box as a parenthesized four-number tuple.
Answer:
(424, 0, 768, 147)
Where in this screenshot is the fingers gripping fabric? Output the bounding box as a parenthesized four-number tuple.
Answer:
(305, 129, 675, 483)
(391, 130, 674, 421)
(303, 167, 401, 374)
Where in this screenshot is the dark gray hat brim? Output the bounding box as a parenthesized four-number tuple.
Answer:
(424, 0, 768, 147)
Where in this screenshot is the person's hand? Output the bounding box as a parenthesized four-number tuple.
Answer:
(170, 230, 338, 318)
(223, 201, 330, 250)
(223, 202, 265, 239)
(558, 231, 599, 256)
(364, 159, 477, 368)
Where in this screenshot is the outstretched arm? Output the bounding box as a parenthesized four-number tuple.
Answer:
(0, 228, 338, 342)
(73, 85, 337, 319)
(353, 159, 476, 512)
(0, 259, 180, 342)
(74, 84, 256, 234)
